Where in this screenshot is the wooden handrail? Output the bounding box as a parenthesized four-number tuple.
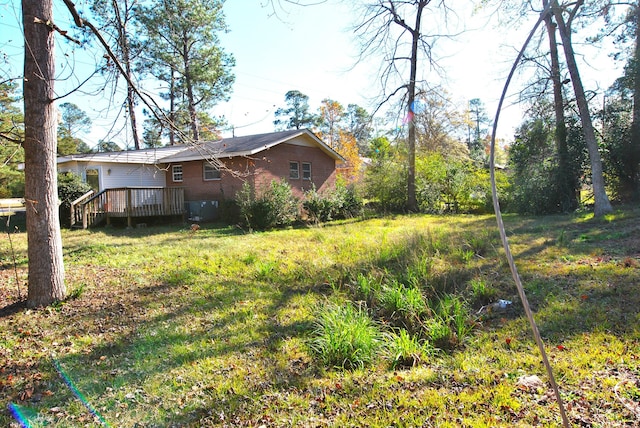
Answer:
(70, 190, 94, 206)
(70, 187, 185, 229)
(70, 190, 96, 228)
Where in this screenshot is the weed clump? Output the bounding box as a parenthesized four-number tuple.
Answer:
(385, 328, 432, 369)
(310, 302, 382, 370)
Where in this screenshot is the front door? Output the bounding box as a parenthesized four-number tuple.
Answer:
(85, 168, 100, 192)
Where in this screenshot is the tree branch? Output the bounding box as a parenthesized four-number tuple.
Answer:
(489, 1, 570, 426)
(60, 0, 172, 137)
(33, 16, 81, 45)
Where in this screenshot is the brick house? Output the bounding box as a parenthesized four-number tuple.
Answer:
(161, 128, 343, 201)
(58, 129, 344, 223)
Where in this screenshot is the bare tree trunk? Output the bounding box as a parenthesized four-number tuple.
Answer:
(22, 0, 66, 307)
(544, 0, 578, 211)
(551, 0, 613, 217)
(112, 0, 141, 150)
(406, 1, 428, 213)
(407, 41, 418, 212)
(126, 74, 140, 149)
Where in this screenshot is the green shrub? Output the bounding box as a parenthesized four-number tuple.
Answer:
(236, 180, 299, 231)
(302, 186, 334, 223)
(303, 181, 363, 223)
(364, 150, 498, 214)
(329, 179, 363, 219)
(57, 171, 92, 227)
(363, 156, 407, 212)
(311, 302, 382, 370)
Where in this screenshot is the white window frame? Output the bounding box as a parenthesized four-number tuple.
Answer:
(302, 162, 311, 180)
(172, 164, 183, 182)
(289, 161, 300, 179)
(203, 162, 221, 181)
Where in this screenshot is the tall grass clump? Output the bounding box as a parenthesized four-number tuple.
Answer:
(467, 277, 496, 306)
(426, 294, 473, 350)
(311, 302, 382, 370)
(351, 272, 382, 304)
(378, 280, 428, 332)
(463, 229, 498, 257)
(385, 328, 432, 369)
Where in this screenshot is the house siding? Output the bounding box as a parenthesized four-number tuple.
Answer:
(164, 143, 338, 201)
(59, 162, 166, 191)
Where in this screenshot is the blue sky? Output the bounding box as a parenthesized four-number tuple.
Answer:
(214, 0, 517, 137)
(0, 0, 623, 146)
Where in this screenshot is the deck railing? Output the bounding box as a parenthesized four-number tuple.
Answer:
(70, 190, 94, 228)
(71, 187, 185, 228)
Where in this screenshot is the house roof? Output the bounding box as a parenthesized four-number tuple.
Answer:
(56, 145, 187, 165)
(159, 129, 345, 163)
(56, 129, 345, 165)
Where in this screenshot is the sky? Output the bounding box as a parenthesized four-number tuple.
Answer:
(212, 0, 523, 138)
(0, 0, 625, 147)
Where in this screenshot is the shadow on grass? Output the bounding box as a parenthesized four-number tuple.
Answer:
(0, 300, 26, 318)
(3, 207, 639, 426)
(40, 271, 329, 425)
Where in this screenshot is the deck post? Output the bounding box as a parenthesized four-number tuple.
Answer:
(106, 193, 111, 226)
(127, 188, 133, 228)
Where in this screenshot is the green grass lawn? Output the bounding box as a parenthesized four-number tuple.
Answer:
(1, 207, 639, 427)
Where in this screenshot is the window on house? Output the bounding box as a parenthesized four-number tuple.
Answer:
(289, 161, 299, 179)
(302, 162, 311, 180)
(172, 165, 183, 182)
(203, 162, 221, 180)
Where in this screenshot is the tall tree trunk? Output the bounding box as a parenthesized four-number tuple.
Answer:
(112, 0, 141, 150)
(169, 68, 176, 146)
(406, 1, 427, 213)
(183, 31, 200, 142)
(544, 0, 578, 211)
(628, 2, 640, 201)
(22, 0, 66, 307)
(552, 0, 613, 217)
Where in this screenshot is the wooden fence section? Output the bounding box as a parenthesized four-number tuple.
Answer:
(71, 187, 185, 228)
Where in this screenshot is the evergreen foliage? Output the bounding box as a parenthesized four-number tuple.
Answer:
(600, 81, 640, 202)
(0, 81, 25, 197)
(303, 180, 363, 223)
(509, 118, 586, 214)
(57, 172, 92, 227)
(273, 90, 318, 130)
(236, 180, 299, 231)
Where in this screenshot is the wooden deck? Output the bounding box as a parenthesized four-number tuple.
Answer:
(71, 187, 185, 228)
